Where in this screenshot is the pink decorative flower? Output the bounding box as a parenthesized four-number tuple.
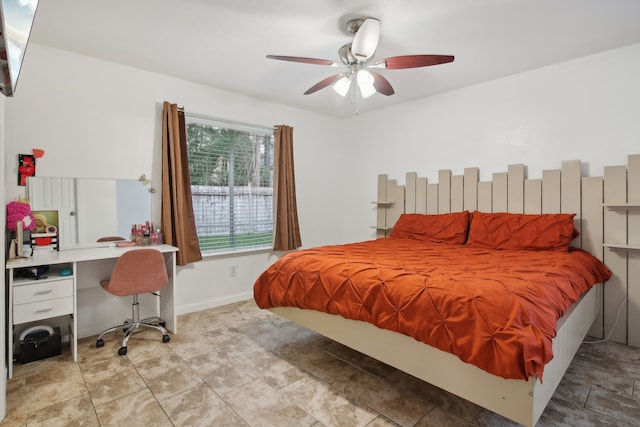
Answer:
(6, 201, 35, 231)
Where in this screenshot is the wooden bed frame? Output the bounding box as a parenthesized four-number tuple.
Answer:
(266, 155, 639, 426)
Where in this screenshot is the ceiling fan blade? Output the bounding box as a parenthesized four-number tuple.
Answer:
(304, 74, 343, 95)
(267, 55, 341, 67)
(351, 18, 380, 61)
(369, 71, 394, 96)
(373, 54, 454, 70)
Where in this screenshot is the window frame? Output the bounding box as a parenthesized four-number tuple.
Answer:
(185, 114, 275, 255)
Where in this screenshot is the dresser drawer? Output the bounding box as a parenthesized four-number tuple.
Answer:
(13, 279, 73, 305)
(13, 297, 74, 324)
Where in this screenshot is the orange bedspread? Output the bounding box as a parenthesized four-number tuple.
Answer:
(253, 237, 611, 380)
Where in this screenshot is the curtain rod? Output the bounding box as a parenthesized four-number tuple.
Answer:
(184, 111, 276, 133)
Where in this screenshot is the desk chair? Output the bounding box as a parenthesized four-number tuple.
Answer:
(95, 249, 170, 355)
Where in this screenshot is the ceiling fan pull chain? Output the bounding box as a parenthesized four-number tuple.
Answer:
(355, 77, 360, 115)
(350, 75, 356, 104)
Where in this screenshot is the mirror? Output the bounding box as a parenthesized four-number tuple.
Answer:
(0, 0, 39, 97)
(27, 177, 152, 249)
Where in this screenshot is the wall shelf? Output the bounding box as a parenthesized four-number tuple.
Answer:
(603, 203, 640, 210)
(603, 243, 640, 251)
(603, 203, 640, 251)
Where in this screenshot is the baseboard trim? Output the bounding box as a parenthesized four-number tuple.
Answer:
(176, 292, 253, 315)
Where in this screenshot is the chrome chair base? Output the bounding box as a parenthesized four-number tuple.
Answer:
(96, 294, 170, 356)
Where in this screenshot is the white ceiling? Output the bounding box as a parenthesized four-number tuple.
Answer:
(29, 0, 640, 118)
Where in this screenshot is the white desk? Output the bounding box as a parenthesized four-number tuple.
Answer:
(5, 244, 178, 378)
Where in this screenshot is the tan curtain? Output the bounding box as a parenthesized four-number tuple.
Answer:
(161, 101, 202, 266)
(273, 125, 302, 251)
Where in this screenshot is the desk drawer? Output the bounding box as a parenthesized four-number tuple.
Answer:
(13, 279, 73, 305)
(13, 297, 74, 324)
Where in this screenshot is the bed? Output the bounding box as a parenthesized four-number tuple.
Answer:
(252, 158, 631, 426)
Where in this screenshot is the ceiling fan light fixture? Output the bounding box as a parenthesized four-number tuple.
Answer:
(333, 76, 351, 97)
(266, 17, 454, 104)
(351, 18, 380, 61)
(357, 70, 376, 98)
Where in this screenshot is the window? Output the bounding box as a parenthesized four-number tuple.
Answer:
(185, 114, 274, 254)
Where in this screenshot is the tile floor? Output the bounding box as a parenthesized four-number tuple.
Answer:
(2, 299, 639, 426)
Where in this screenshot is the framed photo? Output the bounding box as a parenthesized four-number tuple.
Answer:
(30, 210, 60, 253)
(31, 210, 59, 234)
(18, 154, 36, 186)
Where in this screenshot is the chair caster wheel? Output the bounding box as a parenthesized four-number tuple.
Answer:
(162, 335, 170, 343)
(96, 339, 104, 348)
(118, 346, 128, 356)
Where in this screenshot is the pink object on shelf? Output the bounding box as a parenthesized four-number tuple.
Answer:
(6, 201, 35, 231)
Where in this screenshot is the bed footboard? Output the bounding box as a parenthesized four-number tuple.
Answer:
(269, 283, 600, 426)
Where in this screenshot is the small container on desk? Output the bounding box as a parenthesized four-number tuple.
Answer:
(151, 230, 163, 245)
(30, 231, 59, 256)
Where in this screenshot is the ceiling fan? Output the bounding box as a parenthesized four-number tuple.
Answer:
(267, 17, 454, 100)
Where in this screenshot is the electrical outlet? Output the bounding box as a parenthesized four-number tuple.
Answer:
(229, 265, 238, 277)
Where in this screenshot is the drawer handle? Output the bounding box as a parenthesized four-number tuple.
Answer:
(34, 290, 53, 295)
(34, 308, 53, 314)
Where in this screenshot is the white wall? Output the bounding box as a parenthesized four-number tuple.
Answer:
(4, 42, 640, 315)
(3, 44, 348, 314)
(338, 42, 640, 243)
(1, 87, 7, 420)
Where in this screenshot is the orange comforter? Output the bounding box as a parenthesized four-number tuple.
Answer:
(253, 237, 611, 380)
